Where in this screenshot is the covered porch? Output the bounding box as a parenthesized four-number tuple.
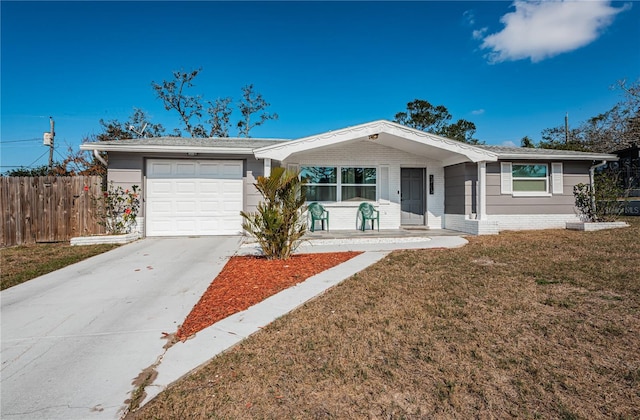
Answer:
(254, 120, 498, 231)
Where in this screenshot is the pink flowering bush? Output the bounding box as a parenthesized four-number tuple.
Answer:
(95, 182, 141, 234)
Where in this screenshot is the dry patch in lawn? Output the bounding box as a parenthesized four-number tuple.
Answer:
(129, 219, 640, 419)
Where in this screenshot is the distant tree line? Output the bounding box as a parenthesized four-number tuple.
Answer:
(520, 79, 639, 153)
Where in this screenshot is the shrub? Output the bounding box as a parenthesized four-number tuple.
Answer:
(574, 169, 624, 222)
(241, 167, 307, 259)
(94, 182, 140, 234)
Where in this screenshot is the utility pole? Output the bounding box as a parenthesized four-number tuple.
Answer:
(44, 117, 55, 173)
(564, 112, 569, 144)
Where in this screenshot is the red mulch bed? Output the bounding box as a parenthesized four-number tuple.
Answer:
(176, 252, 361, 340)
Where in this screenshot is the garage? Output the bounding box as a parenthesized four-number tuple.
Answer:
(145, 159, 244, 236)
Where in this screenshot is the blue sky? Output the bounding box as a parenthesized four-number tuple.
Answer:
(1, 1, 638, 170)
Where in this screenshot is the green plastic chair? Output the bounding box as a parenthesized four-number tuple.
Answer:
(358, 202, 379, 231)
(308, 202, 329, 232)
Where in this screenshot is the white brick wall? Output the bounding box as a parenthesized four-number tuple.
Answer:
(444, 214, 499, 235)
(288, 141, 445, 230)
(427, 166, 445, 229)
(487, 213, 581, 231)
(444, 213, 582, 235)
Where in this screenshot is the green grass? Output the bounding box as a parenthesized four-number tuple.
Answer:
(129, 218, 640, 419)
(1, 242, 120, 290)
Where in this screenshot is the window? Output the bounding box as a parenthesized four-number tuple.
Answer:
(300, 166, 377, 202)
(512, 164, 548, 193)
(341, 167, 376, 201)
(501, 162, 560, 196)
(300, 167, 336, 202)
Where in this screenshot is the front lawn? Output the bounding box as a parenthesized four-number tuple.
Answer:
(1, 242, 120, 290)
(130, 218, 640, 419)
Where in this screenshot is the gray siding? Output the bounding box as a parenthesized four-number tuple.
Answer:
(486, 160, 591, 215)
(444, 163, 476, 215)
(244, 157, 265, 214)
(107, 153, 144, 189)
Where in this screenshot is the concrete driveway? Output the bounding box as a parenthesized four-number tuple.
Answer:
(1, 236, 241, 419)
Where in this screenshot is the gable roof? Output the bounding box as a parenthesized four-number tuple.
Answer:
(253, 120, 498, 166)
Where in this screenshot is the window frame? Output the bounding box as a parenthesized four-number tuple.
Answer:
(510, 162, 551, 197)
(500, 161, 562, 197)
(340, 167, 377, 202)
(300, 165, 378, 203)
(300, 166, 338, 202)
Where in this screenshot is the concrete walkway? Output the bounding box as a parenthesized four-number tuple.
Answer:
(1, 236, 242, 420)
(138, 235, 468, 410)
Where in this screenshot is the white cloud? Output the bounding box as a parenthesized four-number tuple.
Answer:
(472, 27, 488, 40)
(471, 108, 485, 115)
(463, 10, 476, 25)
(479, 0, 630, 63)
(501, 140, 519, 147)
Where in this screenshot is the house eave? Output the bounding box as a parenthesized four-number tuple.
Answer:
(495, 152, 618, 161)
(254, 120, 498, 164)
(80, 143, 256, 155)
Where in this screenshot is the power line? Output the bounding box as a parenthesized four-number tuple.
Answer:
(25, 150, 50, 168)
(1, 143, 46, 149)
(0, 138, 40, 144)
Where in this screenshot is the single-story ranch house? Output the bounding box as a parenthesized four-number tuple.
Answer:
(80, 120, 617, 236)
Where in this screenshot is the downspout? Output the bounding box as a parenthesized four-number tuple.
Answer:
(93, 149, 108, 166)
(589, 160, 607, 214)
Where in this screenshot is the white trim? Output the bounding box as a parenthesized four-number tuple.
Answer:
(512, 192, 552, 197)
(80, 143, 256, 155)
(264, 158, 272, 177)
(500, 162, 512, 194)
(552, 162, 563, 194)
(477, 161, 487, 220)
(489, 151, 616, 161)
(379, 165, 390, 202)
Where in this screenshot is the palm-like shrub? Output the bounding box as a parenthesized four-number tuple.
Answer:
(241, 167, 307, 259)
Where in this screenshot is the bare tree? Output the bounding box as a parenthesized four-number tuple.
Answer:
(237, 84, 278, 138)
(151, 70, 278, 138)
(207, 97, 233, 137)
(152, 69, 207, 137)
(97, 108, 166, 142)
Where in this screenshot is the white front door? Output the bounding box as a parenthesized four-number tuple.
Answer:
(145, 159, 243, 236)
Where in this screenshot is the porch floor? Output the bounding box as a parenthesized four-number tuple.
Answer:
(304, 227, 467, 240)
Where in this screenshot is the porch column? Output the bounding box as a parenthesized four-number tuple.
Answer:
(477, 161, 487, 220)
(263, 158, 272, 177)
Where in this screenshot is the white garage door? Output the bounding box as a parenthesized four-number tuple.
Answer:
(146, 159, 244, 236)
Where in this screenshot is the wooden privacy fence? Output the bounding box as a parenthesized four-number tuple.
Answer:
(1, 176, 105, 247)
